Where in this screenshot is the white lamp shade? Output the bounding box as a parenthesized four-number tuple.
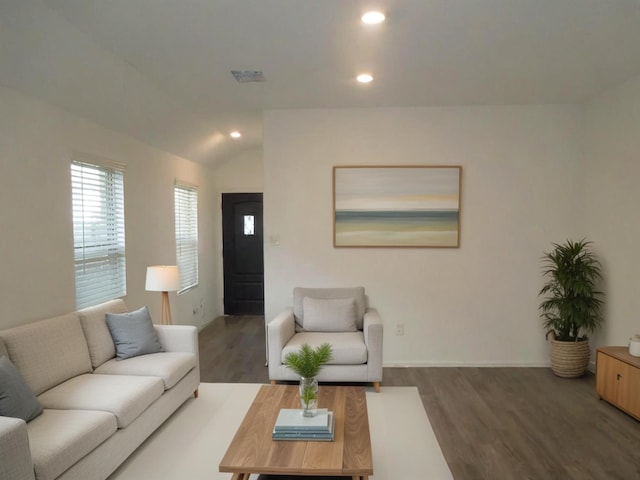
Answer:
(145, 265, 180, 292)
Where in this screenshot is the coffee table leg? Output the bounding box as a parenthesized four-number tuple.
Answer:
(230, 473, 250, 480)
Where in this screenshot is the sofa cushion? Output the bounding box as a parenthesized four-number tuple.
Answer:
(0, 313, 92, 395)
(282, 332, 368, 365)
(37, 374, 164, 428)
(94, 352, 196, 390)
(0, 356, 43, 422)
(302, 297, 357, 332)
(106, 306, 164, 360)
(78, 299, 128, 369)
(27, 409, 117, 480)
(293, 287, 366, 331)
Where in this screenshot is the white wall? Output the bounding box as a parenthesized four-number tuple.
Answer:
(583, 74, 640, 348)
(210, 147, 264, 317)
(6, 75, 635, 367)
(263, 106, 585, 366)
(0, 86, 217, 330)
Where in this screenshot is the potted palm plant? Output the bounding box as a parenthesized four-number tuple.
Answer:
(284, 343, 333, 417)
(538, 239, 605, 378)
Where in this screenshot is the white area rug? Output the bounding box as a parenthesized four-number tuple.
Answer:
(108, 383, 453, 480)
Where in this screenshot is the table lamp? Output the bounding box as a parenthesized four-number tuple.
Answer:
(145, 265, 180, 325)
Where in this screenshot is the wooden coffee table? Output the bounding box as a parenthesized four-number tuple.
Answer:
(219, 384, 373, 480)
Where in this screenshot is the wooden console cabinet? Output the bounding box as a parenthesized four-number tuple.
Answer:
(596, 346, 640, 420)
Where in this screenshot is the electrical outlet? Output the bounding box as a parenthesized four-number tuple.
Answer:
(395, 324, 405, 336)
(193, 299, 205, 317)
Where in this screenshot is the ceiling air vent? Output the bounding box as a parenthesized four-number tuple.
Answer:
(231, 70, 264, 83)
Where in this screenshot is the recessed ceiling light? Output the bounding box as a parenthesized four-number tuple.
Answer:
(361, 11, 386, 25)
(357, 73, 374, 84)
(230, 131, 242, 138)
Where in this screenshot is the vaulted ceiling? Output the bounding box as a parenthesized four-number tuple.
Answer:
(2, 0, 640, 165)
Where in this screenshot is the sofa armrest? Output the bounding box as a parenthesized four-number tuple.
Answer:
(154, 325, 200, 372)
(0, 416, 35, 480)
(154, 325, 198, 353)
(267, 308, 296, 370)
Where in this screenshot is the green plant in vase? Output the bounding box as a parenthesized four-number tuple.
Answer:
(284, 343, 333, 416)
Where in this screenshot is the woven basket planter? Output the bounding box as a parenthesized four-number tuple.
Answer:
(549, 338, 590, 378)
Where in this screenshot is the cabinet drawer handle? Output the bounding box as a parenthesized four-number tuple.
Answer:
(617, 373, 622, 380)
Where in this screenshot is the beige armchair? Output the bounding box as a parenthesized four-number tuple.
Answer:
(267, 287, 383, 392)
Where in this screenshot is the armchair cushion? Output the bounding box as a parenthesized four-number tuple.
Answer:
(282, 332, 367, 365)
(302, 297, 357, 332)
(294, 287, 366, 330)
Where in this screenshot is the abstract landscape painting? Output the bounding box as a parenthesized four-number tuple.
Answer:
(333, 166, 461, 247)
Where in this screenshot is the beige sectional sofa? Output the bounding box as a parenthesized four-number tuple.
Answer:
(0, 299, 200, 480)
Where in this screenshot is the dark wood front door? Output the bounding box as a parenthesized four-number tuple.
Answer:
(222, 193, 264, 315)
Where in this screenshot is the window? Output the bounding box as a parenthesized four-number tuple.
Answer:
(71, 157, 126, 309)
(174, 182, 198, 293)
(244, 215, 255, 235)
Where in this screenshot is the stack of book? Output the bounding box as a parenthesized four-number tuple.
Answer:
(272, 408, 335, 441)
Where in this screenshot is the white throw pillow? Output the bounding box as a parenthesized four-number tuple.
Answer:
(302, 297, 357, 332)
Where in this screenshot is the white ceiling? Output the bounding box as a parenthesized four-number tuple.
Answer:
(2, 0, 640, 166)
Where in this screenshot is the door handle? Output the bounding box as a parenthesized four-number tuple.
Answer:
(617, 373, 622, 380)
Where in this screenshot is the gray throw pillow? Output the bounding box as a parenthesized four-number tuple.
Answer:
(0, 356, 43, 422)
(0, 337, 8, 358)
(0, 337, 9, 358)
(105, 306, 164, 360)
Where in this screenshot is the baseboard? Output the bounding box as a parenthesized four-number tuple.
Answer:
(383, 361, 551, 368)
(196, 317, 216, 332)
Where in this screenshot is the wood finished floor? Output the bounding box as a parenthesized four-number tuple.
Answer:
(198, 316, 640, 480)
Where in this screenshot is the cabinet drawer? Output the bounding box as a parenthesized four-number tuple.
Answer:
(617, 361, 640, 416)
(596, 347, 640, 421)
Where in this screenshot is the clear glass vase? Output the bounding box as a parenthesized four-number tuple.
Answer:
(299, 376, 318, 417)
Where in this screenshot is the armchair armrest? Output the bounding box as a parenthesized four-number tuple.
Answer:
(363, 308, 383, 383)
(0, 416, 35, 480)
(267, 308, 296, 371)
(363, 308, 383, 347)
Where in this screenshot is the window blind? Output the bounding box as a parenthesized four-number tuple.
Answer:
(71, 160, 126, 309)
(174, 183, 198, 293)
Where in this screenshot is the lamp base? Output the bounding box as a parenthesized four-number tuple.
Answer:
(160, 291, 173, 325)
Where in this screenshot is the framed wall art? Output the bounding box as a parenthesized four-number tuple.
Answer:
(333, 165, 462, 248)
